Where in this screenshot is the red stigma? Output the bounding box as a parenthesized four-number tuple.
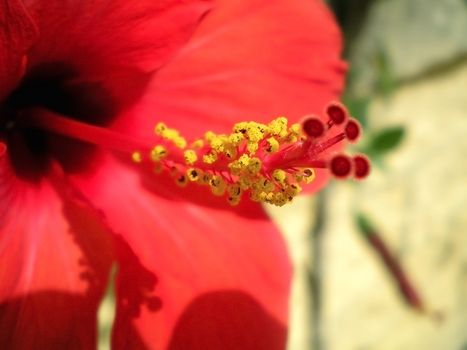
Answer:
(330, 154, 352, 178)
(326, 103, 347, 125)
(302, 117, 325, 138)
(344, 119, 361, 142)
(353, 155, 370, 179)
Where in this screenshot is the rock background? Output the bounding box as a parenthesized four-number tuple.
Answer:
(271, 1, 467, 349)
(348, 0, 467, 96)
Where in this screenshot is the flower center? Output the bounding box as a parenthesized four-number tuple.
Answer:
(1, 62, 116, 180)
(2, 70, 370, 206)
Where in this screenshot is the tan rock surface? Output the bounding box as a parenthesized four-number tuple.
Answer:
(271, 61, 467, 350)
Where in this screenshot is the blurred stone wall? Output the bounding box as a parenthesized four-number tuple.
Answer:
(270, 1, 467, 349)
(348, 0, 467, 96)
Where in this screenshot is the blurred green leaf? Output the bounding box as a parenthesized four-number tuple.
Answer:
(367, 126, 405, 155)
(355, 213, 375, 237)
(375, 48, 396, 96)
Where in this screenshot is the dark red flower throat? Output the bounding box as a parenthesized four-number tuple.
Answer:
(1, 62, 117, 180)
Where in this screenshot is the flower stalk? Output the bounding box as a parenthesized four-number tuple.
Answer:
(357, 214, 424, 311)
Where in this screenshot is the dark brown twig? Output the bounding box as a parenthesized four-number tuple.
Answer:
(356, 214, 424, 311)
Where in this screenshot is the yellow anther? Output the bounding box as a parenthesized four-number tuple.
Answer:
(295, 173, 303, 183)
(272, 169, 287, 183)
(209, 136, 225, 152)
(131, 151, 142, 163)
(228, 132, 244, 146)
(227, 183, 242, 206)
(246, 141, 258, 154)
(289, 123, 301, 137)
(301, 168, 316, 184)
(247, 157, 262, 175)
(286, 183, 302, 196)
(173, 136, 187, 149)
(256, 123, 269, 134)
(271, 192, 290, 207)
(150, 145, 167, 161)
(262, 179, 275, 192)
(204, 131, 216, 141)
(163, 129, 178, 139)
(186, 168, 202, 182)
(228, 154, 250, 175)
(268, 117, 288, 138)
(265, 137, 280, 153)
(233, 122, 249, 134)
(203, 151, 218, 164)
(249, 190, 262, 202)
(209, 175, 227, 196)
(287, 135, 298, 143)
(262, 191, 275, 202)
(198, 172, 212, 185)
(237, 154, 251, 166)
(238, 176, 253, 190)
(227, 183, 242, 197)
(184, 150, 198, 165)
(286, 123, 302, 143)
(191, 139, 204, 149)
(209, 175, 222, 187)
(199, 132, 241, 159)
(223, 147, 237, 159)
(252, 177, 274, 192)
(154, 122, 187, 148)
(245, 122, 268, 143)
(154, 122, 167, 135)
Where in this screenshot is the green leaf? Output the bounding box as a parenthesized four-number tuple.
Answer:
(355, 213, 375, 237)
(367, 126, 405, 155)
(375, 48, 396, 96)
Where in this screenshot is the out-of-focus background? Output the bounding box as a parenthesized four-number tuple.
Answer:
(269, 0, 467, 349)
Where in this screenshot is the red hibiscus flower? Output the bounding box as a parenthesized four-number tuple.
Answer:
(0, 0, 363, 349)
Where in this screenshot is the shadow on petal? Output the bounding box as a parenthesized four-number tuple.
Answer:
(114, 236, 163, 319)
(168, 290, 287, 350)
(54, 164, 163, 328)
(0, 291, 97, 349)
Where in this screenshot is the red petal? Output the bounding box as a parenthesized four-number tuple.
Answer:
(0, 152, 114, 348)
(114, 0, 345, 140)
(0, 0, 37, 99)
(22, 0, 212, 113)
(71, 156, 291, 349)
(25, 0, 212, 72)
